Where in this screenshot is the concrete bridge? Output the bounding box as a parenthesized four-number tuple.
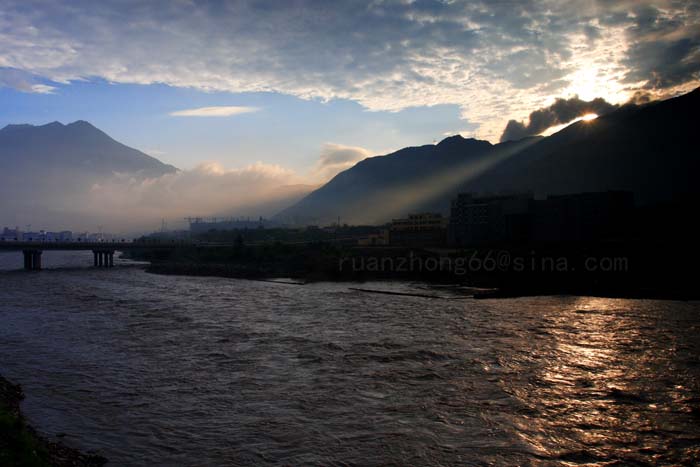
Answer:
(0, 240, 184, 270)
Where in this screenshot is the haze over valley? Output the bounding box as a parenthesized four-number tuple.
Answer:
(2, 87, 698, 232)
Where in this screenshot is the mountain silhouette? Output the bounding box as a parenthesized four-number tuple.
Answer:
(0, 120, 176, 177)
(277, 87, 699, 225)
(464, 87, 699, 204)
(0, 120, 177, 230)
(275, 135, 539, 225)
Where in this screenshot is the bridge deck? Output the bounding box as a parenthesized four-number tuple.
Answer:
(0, 241, 186, 251)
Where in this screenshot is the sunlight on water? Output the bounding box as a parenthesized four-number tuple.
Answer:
(1, 263, 699, 465)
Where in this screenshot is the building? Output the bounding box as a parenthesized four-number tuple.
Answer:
(1, 227, 21, 241)
(448, 191, 635, 247)
(389, 213, 447, 247)
(357, 231, 389, 246)
(188, 217, 272, 234)
(531, 191, 634, 243)
(39, 231, 71, 242)
(448, 193, 532, 246)
(22, 231, 44, 242)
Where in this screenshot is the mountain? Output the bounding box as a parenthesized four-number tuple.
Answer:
(0, 120, 177, 231)
(276, 135, 540, 225)
(462, 87, 700, 204)
(278, 87, 700, 225)
(0, 120, 177, 177)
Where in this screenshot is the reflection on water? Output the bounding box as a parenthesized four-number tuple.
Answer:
(0, 252, 699, 465)
(502, 296, 700, 464)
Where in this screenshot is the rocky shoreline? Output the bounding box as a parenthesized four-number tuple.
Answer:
(0, 374, 107, 466)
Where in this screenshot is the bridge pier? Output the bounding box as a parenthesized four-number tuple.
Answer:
(93, 250, 115, 268)
(22, 250, 42, 271)
(1, 240, 180, 271)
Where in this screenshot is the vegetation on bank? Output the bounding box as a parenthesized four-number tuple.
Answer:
(0, 377, 50, 467)
(0, 407, 50, 467)
(0, 376, 106, 467)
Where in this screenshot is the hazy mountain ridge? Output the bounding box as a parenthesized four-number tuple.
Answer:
(1, 87, 697, 231)
(275, 136, 540, 225)
(0, 121, 311, 232)
(277, 87, 699, 225)
(0, 120, 177, 177)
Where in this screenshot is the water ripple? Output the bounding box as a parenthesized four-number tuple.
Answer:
(0, 253, 699, 465)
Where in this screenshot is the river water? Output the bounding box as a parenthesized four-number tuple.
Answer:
(1, 251, 699, 465)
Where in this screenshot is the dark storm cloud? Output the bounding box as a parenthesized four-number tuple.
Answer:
(500, 96, 619, 142)
(624, 36, 700, 89)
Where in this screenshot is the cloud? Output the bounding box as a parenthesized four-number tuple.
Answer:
(0, 67, 56, 93)
(500, 96, 619, 142)
(0, 1, 699, 140)
(0, 160, 307, 232)
(88, 161, 301, 221)
(169, 106, 259, 117)
(313, 143, 372, 181)
(620, 4, 700, 90)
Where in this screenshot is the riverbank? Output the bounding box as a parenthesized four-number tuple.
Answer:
(138, 241, 698, 300)
(136, 244, 466, 283)
(145, 261, 699, 301)
(0, 375, 107, 467)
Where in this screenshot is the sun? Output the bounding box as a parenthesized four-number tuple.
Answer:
(540, 113, 600, 136)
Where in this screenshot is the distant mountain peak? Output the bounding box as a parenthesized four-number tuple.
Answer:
(67, 120, 94, 128)
(277, 87, 698, 225)
(0, 123, 33, 132)
(1, 121, 67, 132)
(436, 134, 491, 149)
(1, 120, 98, 132)
(437, 134, 465, 145)
(0, 119, 177, 177)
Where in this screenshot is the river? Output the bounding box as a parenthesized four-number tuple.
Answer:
(1, 251, 699, 465)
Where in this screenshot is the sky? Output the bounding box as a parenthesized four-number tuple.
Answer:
(0, 80, 467, 175)
(1, 0, 699, 231)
